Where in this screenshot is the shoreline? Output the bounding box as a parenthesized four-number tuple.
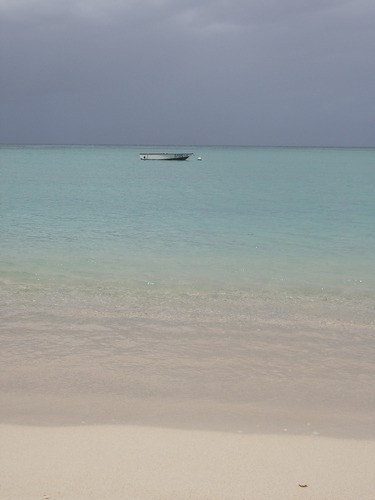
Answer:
(1, 423, 374, 500)
(1, 389, 374, 440)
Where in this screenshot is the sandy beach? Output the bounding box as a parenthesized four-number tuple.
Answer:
(2, 146, 375, 499)
(1, 424, 374, 500)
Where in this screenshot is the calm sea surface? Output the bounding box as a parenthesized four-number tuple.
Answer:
(1, 145, 374, 436)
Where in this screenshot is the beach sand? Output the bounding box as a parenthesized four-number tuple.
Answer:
(1, 424, 374, 500)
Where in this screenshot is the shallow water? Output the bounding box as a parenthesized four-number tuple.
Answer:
(1, 145, 374, 437)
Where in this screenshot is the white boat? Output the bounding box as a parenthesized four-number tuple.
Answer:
(139, 152, 193, 161)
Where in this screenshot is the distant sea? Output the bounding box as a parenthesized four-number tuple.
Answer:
(1, 145, 374, 437)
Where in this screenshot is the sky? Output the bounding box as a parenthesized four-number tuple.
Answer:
(0, 0, 374, 146)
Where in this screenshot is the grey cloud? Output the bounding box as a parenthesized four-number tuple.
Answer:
(0, 0, 374, 145)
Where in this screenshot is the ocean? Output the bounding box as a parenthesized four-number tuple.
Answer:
(1, 145, 374, 437)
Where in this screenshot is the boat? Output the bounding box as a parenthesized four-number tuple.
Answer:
(139, 153, 193, 161)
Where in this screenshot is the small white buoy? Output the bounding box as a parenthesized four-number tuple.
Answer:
(197, 156, 202, 160)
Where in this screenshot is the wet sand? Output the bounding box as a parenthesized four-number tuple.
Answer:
(1, 311, 374, 439)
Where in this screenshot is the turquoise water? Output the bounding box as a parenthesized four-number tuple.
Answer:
(1, 145, 374, 436)
(1, 145, 374, 292)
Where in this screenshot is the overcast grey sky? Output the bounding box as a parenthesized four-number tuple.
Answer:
(1, 0, 374, 146)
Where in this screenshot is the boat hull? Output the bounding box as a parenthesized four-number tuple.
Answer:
(139, 153, 193, 160)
